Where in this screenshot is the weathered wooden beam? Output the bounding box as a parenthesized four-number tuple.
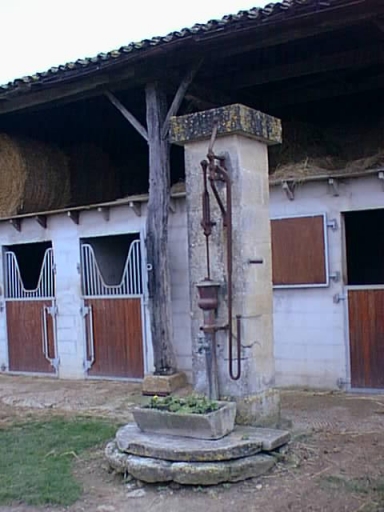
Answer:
(67, 211, 80, 224)
(161, 59, 203, 139)
(219, 45, 383, 90)
(105, 91, 148, 141)
(9, 219, 21, 231)
(97, 206, 110, 221)
(282, 181, 295, 201)
(128, 201, 142, 217)
(145, 82, 176, 374)
(373, 17, 384, 33)
(196, 2, 382, 59)
(187, 83, 233, 108)
(35, 215, 47, 228)
(266, 71, 384, 108)
(0, 74, 110, 115)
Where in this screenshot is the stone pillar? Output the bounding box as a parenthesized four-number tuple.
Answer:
(170, 104, 282, 426)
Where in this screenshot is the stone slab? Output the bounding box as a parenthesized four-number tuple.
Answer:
(142, 372, 187, 396)
(116, 423, 290, 461)
(236, 426, 291, 451)
(132, 401, 236, 440)
(116, 423, 261, 462)
(105, 441, 276, 485)
(170, 104, 282, 146)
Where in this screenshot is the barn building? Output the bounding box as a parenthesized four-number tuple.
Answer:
(0, 0, 383, 391)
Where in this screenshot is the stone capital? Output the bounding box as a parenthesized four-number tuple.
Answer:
(170, 103, 281, 146)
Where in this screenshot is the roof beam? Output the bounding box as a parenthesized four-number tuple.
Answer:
(265, 71, 384, 108)
(219, 45, 383, 90)
(105, 91, 148, 141)
(161, 59, 203, 139)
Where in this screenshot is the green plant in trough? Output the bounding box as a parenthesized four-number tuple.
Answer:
(147, 394, 220, 414)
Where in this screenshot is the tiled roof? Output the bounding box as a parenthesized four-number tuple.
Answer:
(0, 0, 333, 95)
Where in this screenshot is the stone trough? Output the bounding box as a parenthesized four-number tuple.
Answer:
(105, 421, 290, 485)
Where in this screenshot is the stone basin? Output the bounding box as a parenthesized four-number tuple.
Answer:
(132, 401, 236, 440)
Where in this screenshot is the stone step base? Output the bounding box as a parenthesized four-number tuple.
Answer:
(105, 441, 276, 485)
(116, 423, 290, 462)
(105, 423, 290, 485)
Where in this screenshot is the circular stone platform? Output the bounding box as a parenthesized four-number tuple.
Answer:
(105, 424, 290, 485)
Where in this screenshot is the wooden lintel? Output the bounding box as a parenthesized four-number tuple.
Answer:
(9, 218, 21, 231)
(328, 178, 339, 197)
(97, 206, 110, 221)
(35, 215, 47, 228)
(129, 201, 142, 217)
(105, 91, 148, 141)
(67, 211, 80, 224)
(282, 181, 295, 201)
(169, 199, 176, 214)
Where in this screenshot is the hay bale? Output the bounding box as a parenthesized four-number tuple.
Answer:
(67, 143, 120, 206)
(0, 133, 70, 216)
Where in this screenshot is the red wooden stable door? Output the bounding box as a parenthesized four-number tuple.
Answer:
(5, 247, 58, 374)
(7, 300, 56, 373)
(84, 298, 144, 378)
(81, 237, 144, 379)
(348, 289, 384, 389)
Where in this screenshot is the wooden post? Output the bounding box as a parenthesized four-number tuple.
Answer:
(145, 82, 176, 374)
(107, 63, 202, 376)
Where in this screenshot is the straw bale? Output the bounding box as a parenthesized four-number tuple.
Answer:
(67, 143, 120, 206)
(0, 133, 70, 216)
(269, 120, 384, 182)
(271, 152, 384, 182)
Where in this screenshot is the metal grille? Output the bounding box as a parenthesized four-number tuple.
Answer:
(81, 239, 142, 297)
(5, 248, 54, 300)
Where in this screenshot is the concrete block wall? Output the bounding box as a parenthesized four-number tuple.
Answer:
(168, 200, 193, 381)
(270, 174, 384, 389)
(0, 198, 192, 380)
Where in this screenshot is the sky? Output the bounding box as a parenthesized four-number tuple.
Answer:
(0, 0, 265, 85)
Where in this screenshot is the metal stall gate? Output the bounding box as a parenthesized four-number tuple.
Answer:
(80, 238, 144, 379)
(5, 247, 58, 374)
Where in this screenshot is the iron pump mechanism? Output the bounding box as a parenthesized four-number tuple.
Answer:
(197, 121, 242, 384)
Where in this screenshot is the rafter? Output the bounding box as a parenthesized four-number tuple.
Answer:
(105, 91, 148, 141)
(161, 59, 203, 139)
(219, 45, 383, 90)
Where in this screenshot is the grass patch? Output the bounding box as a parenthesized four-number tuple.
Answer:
(0, 416, 117, 506)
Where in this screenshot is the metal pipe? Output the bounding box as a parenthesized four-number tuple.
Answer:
(210, 163, 241, 380)
(204, 330, 219, 400)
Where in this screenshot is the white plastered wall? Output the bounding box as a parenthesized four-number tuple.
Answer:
(0, 198, 192, 381)
(270, 174, 384, 389)
(1, 174, 380, 388)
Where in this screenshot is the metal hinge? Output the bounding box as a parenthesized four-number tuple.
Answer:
(327, 219, 338, 231)
(333, 293, 347, 304)
(329, 271, 340, 283)
(46, 305, 58, 317)
(80, 305, 90, 317)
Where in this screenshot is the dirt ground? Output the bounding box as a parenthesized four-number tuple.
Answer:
(1, 374, 384, 512)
